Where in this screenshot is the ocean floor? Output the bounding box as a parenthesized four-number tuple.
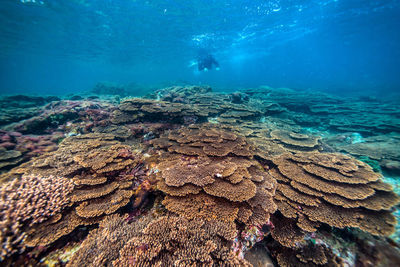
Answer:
(0, 84, 399, 266)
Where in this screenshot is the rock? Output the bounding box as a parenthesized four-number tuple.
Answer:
(244, 244, 275, 267)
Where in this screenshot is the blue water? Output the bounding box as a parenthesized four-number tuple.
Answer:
(0, 0, 399, 96)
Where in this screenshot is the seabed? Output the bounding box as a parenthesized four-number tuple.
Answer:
(0, 84, 399, 266)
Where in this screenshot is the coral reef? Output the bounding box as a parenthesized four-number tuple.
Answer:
(311, 228, 400, 267)
(214, 121, 322, 159)
(146, 85, 212, 103)
(91, 82, 129, 96)
(0, 175, 74, 259)
(144, 85, 266, 124)
(0, 95, 59, 126)
(270, 152, 399, 239)
(112, 98, 209, 125)
(243, 243, 275, 267)
(113, 215, 251, 266)
(0, 85, 399, 266)
(0, 133, 143, 256)
(10, 99, 115, 135)
(268, 219, 400, 267)
(273, 243, 343, 267)
(0, 130, 62, 177)
(67, 213, 155, 267)
(267, 214, 345, 266)
(151, 123, 256, 157)
(151, 124, 277, 228)
(326, 133, 400, 174)
(270, 129, 321, 151)
(243, 86, 400, 135)
(40, 242, 82, 267)
(0, 147, 23, 174)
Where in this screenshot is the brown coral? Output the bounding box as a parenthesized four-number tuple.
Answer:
(162, 192, 240, 222)
(271, 152, 399, 237)
(151, 124, 277, 229)
(0, 175, 74, 259)
(111, 98, 209, 124)
(1, 133, 142, 250)
(113, 215, 251, 266)
(270, 129, 321, 151)
(271, 214, 305, 248)
(275, 244, 343, 267)
(75, 188, 133, 218)
(24, 210, 101, 247)
(0, 147, 23, 174)
(211, 122, 290, 159)
(151, 124, 256, 158)
(203, 177, 257, 202)
(144, 87, 263, 124)
(67, 213, 155, 267)
(157, 156, 220, 187)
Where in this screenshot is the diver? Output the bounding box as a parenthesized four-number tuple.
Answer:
(196, 50, 220, 72)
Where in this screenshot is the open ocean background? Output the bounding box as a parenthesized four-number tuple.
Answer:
(0, 0, 399, 97)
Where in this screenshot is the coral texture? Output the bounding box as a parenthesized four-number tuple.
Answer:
(0, 175, 74, 259)
(1, 85, 400, 266)
(271, 152, 399, 237)
(152, 123, 256, 157)
(113, 215, 251, 266)
(270, 129, 321, 151)
(67, 213, 155, 267)
(114, 87, 264, 126)
(0, 147, 23, 174)
(111, 98, 208, 124)
(151, 124, 277, 227)
(274, 244, 343, 267)
(2, 133, 141, 249)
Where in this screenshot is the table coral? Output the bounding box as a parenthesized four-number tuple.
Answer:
(1, 133, 143, 252)
(0, 147, 23, 174)
(111, 98, 208, 124)
(326, 133, 400, 174)
(146, 85, 212, 103)
(0, 95, 58, 127)
(1, 86, 400, 266)
(270, 152, 399, 239)
(152, 124, 256, 158)
(11, 99, 115, 135)
(270, 129, 321, 151)
(275, 244, 343, 267)
(114, 91, 263, 126)
(151, 124, 277, 229)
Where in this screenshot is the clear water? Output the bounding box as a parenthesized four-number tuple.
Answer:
(0, 0, 399, 96)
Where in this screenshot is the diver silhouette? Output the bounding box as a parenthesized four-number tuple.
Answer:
(197, 50, 220, 72)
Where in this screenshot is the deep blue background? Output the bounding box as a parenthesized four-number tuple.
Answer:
(0, 0, 399, 96)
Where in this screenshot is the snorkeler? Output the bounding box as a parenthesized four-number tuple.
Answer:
(197, 50, 220, 71)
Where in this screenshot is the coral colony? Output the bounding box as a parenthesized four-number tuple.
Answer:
(0, 85, 399, 266)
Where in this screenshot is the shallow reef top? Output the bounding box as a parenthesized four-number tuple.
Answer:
(0, 85, 399, 266)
